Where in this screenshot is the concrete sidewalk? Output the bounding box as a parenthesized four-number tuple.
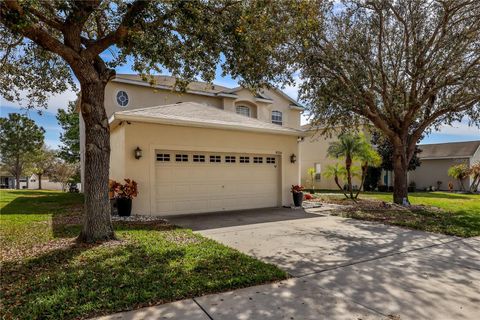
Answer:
(94, 211, 480, 320)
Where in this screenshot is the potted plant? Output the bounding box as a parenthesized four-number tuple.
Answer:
(110, 179, 138, 216)
(291, 184, 304, 207)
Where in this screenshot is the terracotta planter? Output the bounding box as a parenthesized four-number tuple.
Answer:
(292, 192, 303, 207)
(116, 198, 132, 216)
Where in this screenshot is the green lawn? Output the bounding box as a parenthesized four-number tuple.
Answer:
(317, 191, 480, 237)
(0, 190, 287, 319)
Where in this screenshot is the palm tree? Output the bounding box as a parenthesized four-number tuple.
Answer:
(469, 162, 480, 192)
(448, 164, 469, 191)
(327, 133, 366, 199)
(355, 147, 382, 199)
(323, 163, 349, 199)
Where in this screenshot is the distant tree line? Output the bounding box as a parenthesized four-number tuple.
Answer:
(0, 103, 80, 190)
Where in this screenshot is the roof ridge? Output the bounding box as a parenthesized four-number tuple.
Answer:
(115, 74, 232, 91)
(418, 140, 480, 146)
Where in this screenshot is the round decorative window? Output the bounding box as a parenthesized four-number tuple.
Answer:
(116, 91, 129, 107)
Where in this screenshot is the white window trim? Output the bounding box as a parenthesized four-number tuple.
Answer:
(236, 105, 251, 117)
(271, 110, 283, 125)
(115, 90, 129, 107)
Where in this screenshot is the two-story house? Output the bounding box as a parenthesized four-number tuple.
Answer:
(79, 74, 304, 216)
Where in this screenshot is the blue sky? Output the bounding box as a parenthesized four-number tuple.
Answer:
(1, 62, 478, 148)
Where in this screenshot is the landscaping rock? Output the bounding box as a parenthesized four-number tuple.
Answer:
(111, 215, 168, 223)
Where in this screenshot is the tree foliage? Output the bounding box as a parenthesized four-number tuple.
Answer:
(56, 101, 80, 164)
(448, 163, 469, 191)
(0, 113, 44, 189)
(49, 159, 79, 191)
(469, 161, 480, 192)
(26, 145, 57, 189)
(0, 0, 313, 242)
(294, 0, 480, 203)
(323, 163, 349, 198)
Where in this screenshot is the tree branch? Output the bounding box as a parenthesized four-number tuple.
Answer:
(84, 0, 150, 58)
(0, 0, 80, 62)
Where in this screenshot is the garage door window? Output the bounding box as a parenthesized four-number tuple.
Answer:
(225, 156, 236, 163)
(266, 157, 276, 164)
(210, 155, 221, 163)
(240, 156, 250, 163)
(193, 155, 206, 162)
(253, 156, 263, 163)
(156, 154, 170, 162)
(176, 154, 188, 162)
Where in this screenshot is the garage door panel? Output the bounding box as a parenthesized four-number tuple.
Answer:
(155, 151, 279, 215)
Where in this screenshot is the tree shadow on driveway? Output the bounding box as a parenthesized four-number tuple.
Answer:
(164, 207, 323, 231)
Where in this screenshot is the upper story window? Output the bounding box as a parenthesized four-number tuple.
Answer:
(271, 110, 282, 125)
(116, 91, 129, 107)
(236, 105, 251, 117)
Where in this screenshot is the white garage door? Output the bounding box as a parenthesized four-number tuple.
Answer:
(154, 150, 280, 215)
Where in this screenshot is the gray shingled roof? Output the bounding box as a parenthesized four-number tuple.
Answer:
(111, 102, 303, 135)
(418, 140, 480, 159)
(115, 74, 231, 94)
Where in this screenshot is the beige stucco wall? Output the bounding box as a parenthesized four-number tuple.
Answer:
(104, 82, 223, 117)
(103, 82, 302, 129)
(299, 130, 362, 190)
(109, 126, 126, 181)
(81, 78, 303, 191)
(408, 158, 469, 190)
(110, 122, 300, 215)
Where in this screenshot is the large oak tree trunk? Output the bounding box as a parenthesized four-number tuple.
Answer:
(38, 173, 42, 190)
(77, 79, 115, 242)
(392, 143, 409, 204)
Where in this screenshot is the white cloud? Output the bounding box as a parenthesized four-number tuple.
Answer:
(431, 121, 480, 136)
(44, 139, 61, 149)
(1, 86, 78, 112)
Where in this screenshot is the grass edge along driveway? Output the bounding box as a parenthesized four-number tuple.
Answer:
(319, 191, 480, 238)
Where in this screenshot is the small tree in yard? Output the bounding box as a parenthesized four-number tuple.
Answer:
(307, 167, 316, 191)
(327, 133, 380, 199)
(293, 0, 480, 204)
(469, 162, 480, 192)
(354, 146, 382, 199)
(0, 1, 307, 242)
(56, 101, 80, 164)
(50, 160, 79, 191)
(0, 114, 45, 189)
(323, 163, 349, 199)
(448, 164, 469, 191)
(28, 145, 57, 189)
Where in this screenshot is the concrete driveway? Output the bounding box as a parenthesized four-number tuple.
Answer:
(97, 208, 480, 320)
(168, 207, 480, 319)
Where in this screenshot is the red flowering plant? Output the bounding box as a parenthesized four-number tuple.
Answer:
(304, 193, 314, 200)
(109, 179, 138, 199)
(291, 184, 304, 193)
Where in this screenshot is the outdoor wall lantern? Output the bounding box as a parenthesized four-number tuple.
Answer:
(290, 153, 297, 164)
(134, 146, 143, 160)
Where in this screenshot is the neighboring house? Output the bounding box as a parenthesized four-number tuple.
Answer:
(80, 74, 304, 216)
(27, 174, 66, 190)
(299, 125, 363, 190)
(0, 171, 28, 189)
(408, 140, 480, 191)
